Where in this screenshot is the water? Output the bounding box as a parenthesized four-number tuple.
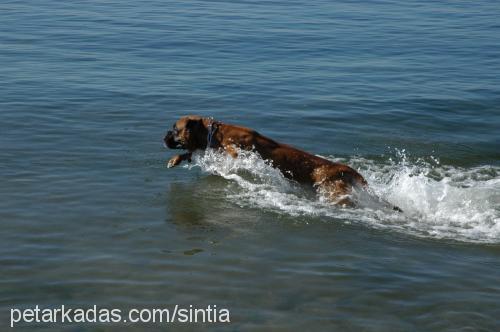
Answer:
(1, 0, 499, 330)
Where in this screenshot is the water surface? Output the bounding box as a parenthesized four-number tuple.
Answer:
(1, 0, 499, 330)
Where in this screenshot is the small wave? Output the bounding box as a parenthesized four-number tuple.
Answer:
(186, 149, 500, 243)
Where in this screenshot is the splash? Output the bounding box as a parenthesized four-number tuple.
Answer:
(187, 149, 500, 243)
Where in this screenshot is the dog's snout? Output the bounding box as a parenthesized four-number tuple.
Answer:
(164, 130, 182, 149)
(164, 131, 172, 148)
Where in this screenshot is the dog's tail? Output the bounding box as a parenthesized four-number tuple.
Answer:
(380, 197, 403, 213)
(392, 205, 403, 213)
(356, 185, 403, 213)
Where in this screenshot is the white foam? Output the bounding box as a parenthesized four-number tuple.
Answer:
(187, 149, 500, 243)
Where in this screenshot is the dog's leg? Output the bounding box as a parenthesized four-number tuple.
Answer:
(335, 196, 356, 208)
(317, 180, 355, 208)
(167, 152, 192, 168)
(224, 145, 239, 159)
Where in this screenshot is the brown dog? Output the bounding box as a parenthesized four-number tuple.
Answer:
(164, 115, 400, 209)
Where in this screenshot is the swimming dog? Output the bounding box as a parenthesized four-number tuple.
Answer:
(164, 115, 400, 210)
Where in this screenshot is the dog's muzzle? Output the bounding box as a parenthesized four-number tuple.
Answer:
(164, 131, 183, 149)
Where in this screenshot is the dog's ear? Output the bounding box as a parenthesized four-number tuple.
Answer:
(185, 117, 203, 131)
(185, 117, 206, 150)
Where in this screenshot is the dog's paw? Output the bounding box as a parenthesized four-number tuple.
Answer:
(167, 155, 182, 168)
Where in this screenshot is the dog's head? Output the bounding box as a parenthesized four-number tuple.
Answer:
(164, 115, 207, 151)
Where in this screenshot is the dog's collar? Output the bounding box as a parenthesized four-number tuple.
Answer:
(206, 119, 218, 148)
